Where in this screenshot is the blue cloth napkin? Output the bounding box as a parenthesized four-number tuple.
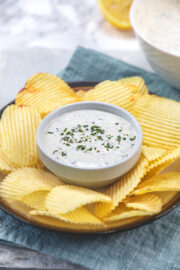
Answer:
(0, 47, 180, 270)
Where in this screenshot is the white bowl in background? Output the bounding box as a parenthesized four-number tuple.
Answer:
(37, 101, 142, 188)
(130, 0, 180, 89)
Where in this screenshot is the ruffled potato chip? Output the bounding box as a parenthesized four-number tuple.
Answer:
(46, 185, 112, 214)
(21, 190, 49, 210)
(0, 167, 62, 203)
(94, 155, 149, 218)
(142, 145, 166, 162)
(143, 95, 180, 116)
(30, 207, 103, 225)
(15, 73, 81, 117)
(76, 90, 86, 97)
(83, 90, 96, 101)
(103, 204, 151, 222)
(154, 191, 178, 206)
(125, 193, 162, 214)
(83, 80, 136, 111)
(119, 76, 149, 96)
(132, 95, 180, 149)
(132, 172, 180, 195)
(0, 105, 41, 167)
(145, 147, 180, 178)
(0, 147, 14, 174)
(25, 73, 74, 94)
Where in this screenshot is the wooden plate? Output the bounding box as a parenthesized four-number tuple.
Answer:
(0, 81, 179, 234)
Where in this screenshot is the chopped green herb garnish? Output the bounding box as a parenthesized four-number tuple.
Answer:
(105, 142, 113, 150)
(76, 145, 86, 151)
(78, 128, 83, 132)
(53, 120, 135, 157)
(106, 134, 113, 139)
(130, 136, 136, 141)
(47, 131, 54, 134)
(91, 125, 105, 134)
(61, 152, 66, 156)
(62, 136, 70, 141)
(116, 135, 121, 143)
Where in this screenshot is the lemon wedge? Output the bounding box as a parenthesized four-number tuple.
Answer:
(98, 0, 133, 30)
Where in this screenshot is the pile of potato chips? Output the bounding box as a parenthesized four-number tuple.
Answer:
(0, 73, 179, 232)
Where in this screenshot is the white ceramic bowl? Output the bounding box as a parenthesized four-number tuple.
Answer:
(130, 0, 180, 89)
(37, 101, 142, 188)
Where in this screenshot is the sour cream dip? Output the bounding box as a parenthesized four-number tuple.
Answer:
(43, 110, 137, 168)
(133, 0, 180, 56)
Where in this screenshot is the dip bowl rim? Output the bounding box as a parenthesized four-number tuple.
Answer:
(130, 0, 180, 59)
(37, 101, 142, 172)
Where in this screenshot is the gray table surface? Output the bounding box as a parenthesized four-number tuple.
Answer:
(0, 0, 152, 268)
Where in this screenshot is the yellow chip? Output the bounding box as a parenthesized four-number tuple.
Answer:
(76, 90, 86, 97)
(15, 73, 81, 117)
(132, 95, 180, 149)
(0, 167, 62, 203)
(146, 147, 180, 177)
(83, 89, 96, 101)
(45, 185, 112, 214)
(142, 145, 166, 162)
(125, 194, 162, 214)
(30, 207, 103, 225)
(0, 147, 14, 174)
(119, 76, 149, 96)
(132, 172, 180, 195)
(21, 190, 49, 210)
(83, 80, 136, 111)
(103, 204, 151, 222)
(154, 191, 178, 206)
(142, 95, 180, 115)
(0, 105, 41, 167)
(25, 73, 74, 94)
(94, 155, 149, 218)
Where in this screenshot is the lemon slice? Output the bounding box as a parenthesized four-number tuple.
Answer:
(98, 0, 133, 30)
